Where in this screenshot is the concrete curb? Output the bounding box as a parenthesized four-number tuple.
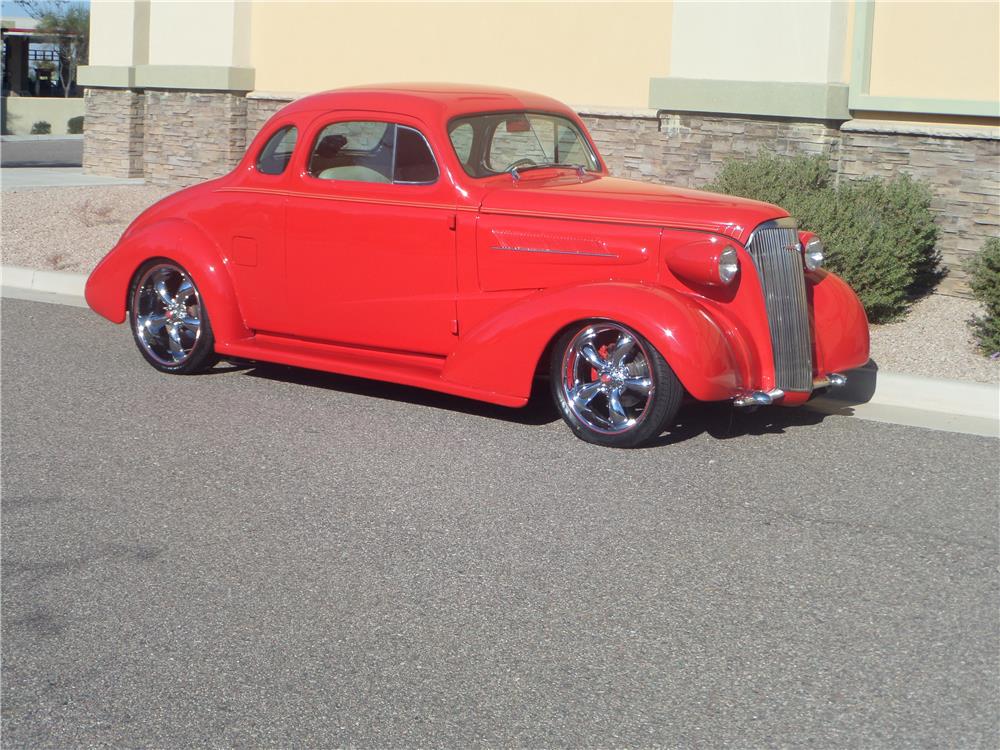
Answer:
(807, 366, 998, 438)
(1, 265, 89, 308)
(1, 265, 997, 438)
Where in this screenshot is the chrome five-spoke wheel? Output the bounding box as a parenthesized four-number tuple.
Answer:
(129, 261, 217, 374)
(550, 321, 683, 448)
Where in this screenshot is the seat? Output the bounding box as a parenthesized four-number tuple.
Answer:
(317, 165, 391, 183)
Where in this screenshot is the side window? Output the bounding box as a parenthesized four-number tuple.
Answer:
(308, 120, 439, 185)
(449, 122, 474, 165)
(556, 122, 590, 165)
(394, 126, 438, 183)
(256, 125, 297, 175)
(308, 121, 394, 183)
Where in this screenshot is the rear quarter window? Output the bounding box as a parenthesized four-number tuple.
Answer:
(256, 125, 298, 175)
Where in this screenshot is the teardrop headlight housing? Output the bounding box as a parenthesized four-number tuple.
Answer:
(802, 235, 825, 271)
(718, 245, 740, 284)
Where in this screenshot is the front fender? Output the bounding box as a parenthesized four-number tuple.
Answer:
(442, 282, 744, 402)
(84, 218, 251, 346)
(810, 270, 871, 374)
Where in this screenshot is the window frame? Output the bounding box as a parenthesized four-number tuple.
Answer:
(304, 118, 440, 187)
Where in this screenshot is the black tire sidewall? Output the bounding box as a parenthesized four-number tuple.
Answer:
(128, 259, 217, 375)
(549, 321, 683, 448)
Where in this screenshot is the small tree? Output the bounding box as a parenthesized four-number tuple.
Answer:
(17, 1, 89, 98)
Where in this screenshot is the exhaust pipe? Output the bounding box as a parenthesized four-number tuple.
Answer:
(734, 388, 785, 409)
(813, 372, 848, 389)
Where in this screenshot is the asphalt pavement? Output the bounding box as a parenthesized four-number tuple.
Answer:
(3, 298, 998, 748)
(0, 137, 142, 190)
(0, 137, 83, 168)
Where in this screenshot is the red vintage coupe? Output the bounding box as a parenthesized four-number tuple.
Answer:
(86, 84, 869, 447)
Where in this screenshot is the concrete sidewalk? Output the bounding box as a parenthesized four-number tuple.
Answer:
(2, 264, 997, 439)
(0, 167, 144, 190)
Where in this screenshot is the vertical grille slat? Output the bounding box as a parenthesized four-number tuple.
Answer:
(747, 221, 813, 392)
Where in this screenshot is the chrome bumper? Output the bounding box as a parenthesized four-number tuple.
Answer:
(734, 372, 846, 409)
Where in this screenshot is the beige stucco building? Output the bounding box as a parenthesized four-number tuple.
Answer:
(79, 0, 999, 292)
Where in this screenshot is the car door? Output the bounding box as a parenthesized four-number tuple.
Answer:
(282, 114, 458, 356)
(224, 121, 297, 333)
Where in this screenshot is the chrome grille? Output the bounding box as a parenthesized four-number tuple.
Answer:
(747, 220, 813, 392)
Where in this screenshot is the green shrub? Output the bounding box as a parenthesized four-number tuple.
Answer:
(67, 115, 84, 134)
(30, 120, 51, 135)
(966, 237, 1000, 356)
(708, 152, 941, 322)
(708, 152, 832, 215)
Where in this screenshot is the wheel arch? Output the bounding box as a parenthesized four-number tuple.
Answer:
(441, 282, 746, 403)
(85, 218, 251, 346)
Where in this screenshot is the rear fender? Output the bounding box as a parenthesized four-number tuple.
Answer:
(442, 282, 743, 402)
(84, 218, 250, 346)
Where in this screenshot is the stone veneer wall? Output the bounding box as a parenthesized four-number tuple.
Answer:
(85, 90, 998, 293)
(838, 128, 1000, 293)
(143, 91, 248, 187)
(246, 96, 287, 143)
(82, 89, 145, 178)
(582, 112, 842, 186)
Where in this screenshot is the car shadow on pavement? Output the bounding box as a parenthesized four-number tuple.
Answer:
(240, 362, 562, 426)
(240, 361, 836, 439)
(651, 401, 830, 448)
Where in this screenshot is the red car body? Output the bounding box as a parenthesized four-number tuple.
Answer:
(86, 84, 869, 438)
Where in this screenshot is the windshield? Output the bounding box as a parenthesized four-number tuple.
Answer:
(448, 112, 600, 178)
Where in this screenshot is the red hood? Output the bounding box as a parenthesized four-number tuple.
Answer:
(478, 173, 787, 244)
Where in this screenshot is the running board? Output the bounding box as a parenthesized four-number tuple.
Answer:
(220, 334, 527, 408)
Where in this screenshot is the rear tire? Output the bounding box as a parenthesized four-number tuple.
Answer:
(550, 321, 682, 448)
(129, 260, 218, 374)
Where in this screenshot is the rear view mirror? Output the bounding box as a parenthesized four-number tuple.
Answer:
(504, 117, 531, 133)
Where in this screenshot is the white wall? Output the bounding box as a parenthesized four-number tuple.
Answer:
(669, 0, 849, 84)
(146, 0, 250, 67)
(89, 0, 149, 67)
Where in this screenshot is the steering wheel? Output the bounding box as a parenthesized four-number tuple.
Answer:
(506, 158, 537, 172)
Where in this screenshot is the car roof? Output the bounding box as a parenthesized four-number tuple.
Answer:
(276, 83, 578, 124)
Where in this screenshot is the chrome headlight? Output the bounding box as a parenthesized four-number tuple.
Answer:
(803, 236, 825, 271)
(718, 245, 740, 284)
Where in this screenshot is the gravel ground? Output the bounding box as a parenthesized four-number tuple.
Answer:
(871, 294, 998, 384)
(2, 183, 997, 384)
(1, 185, 172, 273)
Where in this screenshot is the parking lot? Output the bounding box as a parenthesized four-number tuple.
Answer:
(3, 298, 998, 747)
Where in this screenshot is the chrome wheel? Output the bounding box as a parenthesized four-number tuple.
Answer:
(131, 263, 204, 367)
(559, 322, 655, 435)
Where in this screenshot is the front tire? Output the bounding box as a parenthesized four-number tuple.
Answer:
(550, 321, 682, 448)
(129, 260, 218, 374)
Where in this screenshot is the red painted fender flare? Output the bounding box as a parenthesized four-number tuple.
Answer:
(84, 218, 251, 347)
(442, 282, 745, 403)
(810, 269, 871, 374)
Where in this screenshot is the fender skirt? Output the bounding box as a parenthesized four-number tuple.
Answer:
(84, 218, 251, 346)
(442, 282, 744, 403)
